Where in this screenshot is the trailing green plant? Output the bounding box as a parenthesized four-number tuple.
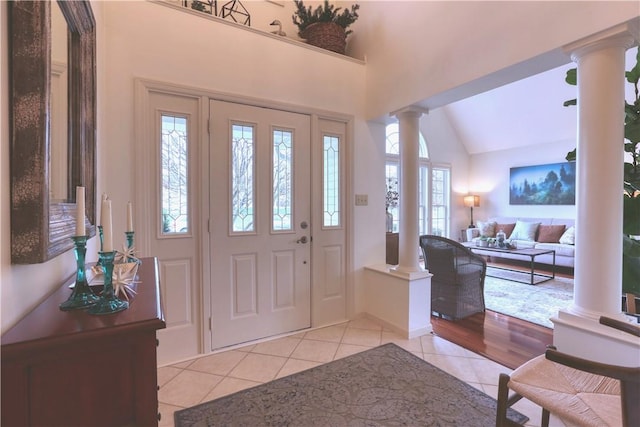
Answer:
(564, 47, 640, 298)
(292, 0, 360, 37)
(191, 0, 214, 14)
(191, 1, 206, 12)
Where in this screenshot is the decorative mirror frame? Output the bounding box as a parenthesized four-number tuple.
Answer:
(10, 1, 96, 264)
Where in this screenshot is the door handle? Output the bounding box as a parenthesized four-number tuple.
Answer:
(296, 236, 308, 244)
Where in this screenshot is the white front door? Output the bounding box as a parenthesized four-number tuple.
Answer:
(209, 100, 311, 349)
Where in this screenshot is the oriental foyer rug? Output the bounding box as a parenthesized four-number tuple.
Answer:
(175, 343, 528, 427)
(484, 267, 573, 328)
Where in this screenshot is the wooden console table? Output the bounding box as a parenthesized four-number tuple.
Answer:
(1, 257, 166, 427)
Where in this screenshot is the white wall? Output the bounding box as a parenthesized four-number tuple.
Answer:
(352, 120, 386, 315)
(469, 139, 577, 221)
(350, 1, 639, 119)
(421, 108, 472, 238)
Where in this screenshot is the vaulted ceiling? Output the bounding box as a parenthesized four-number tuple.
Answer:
(443, 48, 637, 155)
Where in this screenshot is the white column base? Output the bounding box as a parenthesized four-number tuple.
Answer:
(363, 264, 432, 339)
(552, 309, 640, 367)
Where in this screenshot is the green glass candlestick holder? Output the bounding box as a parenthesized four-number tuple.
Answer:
(60, 235, 99, 311)
(88, 251, 129, 315)
(98, 225, 104, 250)
(124, 231, 139, 263)
(96, 225, 104, 266)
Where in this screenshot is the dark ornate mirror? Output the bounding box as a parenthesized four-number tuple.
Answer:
(10, 1, 96, 264)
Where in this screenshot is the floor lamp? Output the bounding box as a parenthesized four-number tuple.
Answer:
(464, 195, 480, 228)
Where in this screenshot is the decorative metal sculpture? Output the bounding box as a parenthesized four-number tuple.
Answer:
(220, 0, 250, 26)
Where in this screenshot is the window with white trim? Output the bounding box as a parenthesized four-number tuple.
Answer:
(385, 123, 450, 237)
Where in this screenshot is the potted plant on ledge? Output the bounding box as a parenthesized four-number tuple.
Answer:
(292, 0, 359, 54)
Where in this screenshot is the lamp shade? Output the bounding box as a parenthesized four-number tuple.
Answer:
(463, 195, 480, 208)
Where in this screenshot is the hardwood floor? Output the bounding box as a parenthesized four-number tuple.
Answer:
(431, 310, 553, 370)
(431, 259, 568, 370)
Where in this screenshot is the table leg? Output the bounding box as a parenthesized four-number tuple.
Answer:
(529, 256, 535, 285)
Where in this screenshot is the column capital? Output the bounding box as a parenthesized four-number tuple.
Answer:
(390, 106, 429, 119)
(563, 20, 638, 62)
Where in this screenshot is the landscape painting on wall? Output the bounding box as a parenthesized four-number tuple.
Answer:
(509, 162, 576, 205)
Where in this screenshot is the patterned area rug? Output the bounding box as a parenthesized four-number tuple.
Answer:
(174, 343, 528, 427)
(484, 267, 573, 328)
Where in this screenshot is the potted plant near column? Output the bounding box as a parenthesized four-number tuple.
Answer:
(292, 0, 359, 54)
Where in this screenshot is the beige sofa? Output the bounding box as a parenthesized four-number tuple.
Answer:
(466, 217, 575, 268)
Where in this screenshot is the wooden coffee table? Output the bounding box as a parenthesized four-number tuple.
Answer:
(462, 243, 556, 285)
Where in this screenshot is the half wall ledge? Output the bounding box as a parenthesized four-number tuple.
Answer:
(364, 265, 433, 339)
(552, 309, 640, 367)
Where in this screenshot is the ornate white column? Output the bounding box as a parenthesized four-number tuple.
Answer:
(566, 27, 635, 319)
(392, 107, 428, 274)
(361, 106, 432, 338)
(553, 23, 638, 366)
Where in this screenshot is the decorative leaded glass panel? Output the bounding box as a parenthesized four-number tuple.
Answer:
(323, 135, 340, 227)
(386, 124, 399, 155)
(385, 122, 428, 158)
(272, 129, 293, 231)
(231, 124, 255, 233)
(161, 115, 189, 235)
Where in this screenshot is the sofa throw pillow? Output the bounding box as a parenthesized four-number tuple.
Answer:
(477, 221, 497, 237)
(537, 224, 566, 243)
(509, 220, 540, 241)
(496, 223, 516, 238)
(559, 226, 575, 245)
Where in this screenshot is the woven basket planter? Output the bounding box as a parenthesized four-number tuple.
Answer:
(301, 22, 346, 54)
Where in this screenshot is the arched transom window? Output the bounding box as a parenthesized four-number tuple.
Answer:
(385, 123, 450, 238)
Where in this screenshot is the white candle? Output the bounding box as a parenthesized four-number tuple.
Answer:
(76, 186, 86, 236)
(126, 201, 133, 232)
(101, 199, 113, 252)
(100, 193, 107, 225)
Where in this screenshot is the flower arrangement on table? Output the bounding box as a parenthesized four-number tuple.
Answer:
(385, 178, 399, 232)
(385, 178, 399, 211)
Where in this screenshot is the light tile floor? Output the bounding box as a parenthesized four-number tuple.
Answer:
(158, 317, 565, 427)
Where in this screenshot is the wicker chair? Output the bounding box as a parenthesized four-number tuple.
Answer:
(496, 316, 640, 427)
(419, 235, 486, 320)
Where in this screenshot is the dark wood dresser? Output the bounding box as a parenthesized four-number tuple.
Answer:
(1, 257, 166, 427)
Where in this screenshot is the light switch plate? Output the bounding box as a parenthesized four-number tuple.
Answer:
(355, 194, 368, 206)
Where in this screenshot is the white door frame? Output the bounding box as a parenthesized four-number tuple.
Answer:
(135, 78, 354, 360)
